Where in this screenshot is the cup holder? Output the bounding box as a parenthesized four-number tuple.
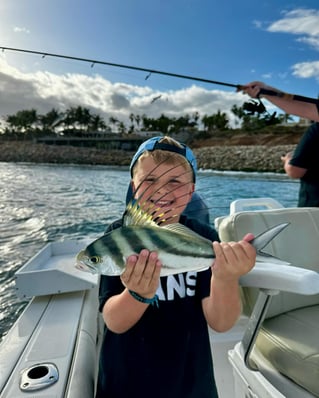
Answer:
(20, 363, 59, 391)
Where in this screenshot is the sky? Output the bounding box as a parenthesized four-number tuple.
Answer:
(0, 0, 319, 130)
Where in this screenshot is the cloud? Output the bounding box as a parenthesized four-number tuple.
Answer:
(252, 20, 263, 30)
(292, 61, 319, 79)
(267, 9, 319, 50)
(267, 9, 319, 36)
(13, 26, 30, 34)
(263, 8, 319, 82)
(0, 57, 247, 127)
(261, 73, 272, 79)
(110, 93, 130, 109)
(297, 36, 319, 51)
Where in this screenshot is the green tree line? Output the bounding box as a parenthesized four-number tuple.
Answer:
(0, 101, 291, 140)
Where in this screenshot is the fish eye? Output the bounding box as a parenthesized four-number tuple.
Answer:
(90, 256, 101, 264)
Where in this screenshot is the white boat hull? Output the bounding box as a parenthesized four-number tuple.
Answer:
(1, 198, 319, 398)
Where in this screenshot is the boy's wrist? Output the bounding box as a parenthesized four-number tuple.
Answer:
(128, 290, 159, 307)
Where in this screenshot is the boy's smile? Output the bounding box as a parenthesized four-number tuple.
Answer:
(132, 157, 194, 224)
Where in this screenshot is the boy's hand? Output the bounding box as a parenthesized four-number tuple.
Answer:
(121, 249, 162, 298)
(212, 233, 256, 281)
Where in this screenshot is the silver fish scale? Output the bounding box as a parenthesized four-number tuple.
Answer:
(120, 225, 213, 258)
(76, 219, 290, 276)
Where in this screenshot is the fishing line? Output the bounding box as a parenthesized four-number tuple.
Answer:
(158, 173, 298, 224)
(130, 158, 294, 226)
(147, 168, 195, 224)
(131, 158, 241, 221)
(128, 153, 194, 221)
(128, 155, 235, 225)
(129, 154, 180, 210)
(0, 46, 301, 220)
(123, 148, 295, 227)
(126, 147, 210, 224)
(1, 45, 318, 105)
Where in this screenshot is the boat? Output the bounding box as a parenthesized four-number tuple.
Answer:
(0, 197, 319, 397)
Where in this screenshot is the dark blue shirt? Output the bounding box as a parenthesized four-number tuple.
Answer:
(95, 216, 220, 398)
(290, 123, 319, 206)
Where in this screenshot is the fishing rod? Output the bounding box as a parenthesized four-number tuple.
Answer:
(0, 45, 240, 87)
(1, 45, 318, 105)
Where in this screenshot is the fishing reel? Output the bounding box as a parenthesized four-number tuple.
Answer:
(242, 99, 267, 115)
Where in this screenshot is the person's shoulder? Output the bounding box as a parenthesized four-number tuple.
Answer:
(300, 122, 319, 145)
(306, 122, 319, 135)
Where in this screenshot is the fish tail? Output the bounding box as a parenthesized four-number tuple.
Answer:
(252, 222, 290, 264)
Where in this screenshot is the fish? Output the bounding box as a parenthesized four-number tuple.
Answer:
(76, 202, 290, 276)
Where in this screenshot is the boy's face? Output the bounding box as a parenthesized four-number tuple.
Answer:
(132, 156, 194, 225)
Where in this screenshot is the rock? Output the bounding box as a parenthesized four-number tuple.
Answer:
(0, 141, 296, 173)
(193, 145, 295, 173)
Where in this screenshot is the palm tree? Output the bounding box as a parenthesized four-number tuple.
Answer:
(89, 114, 107, 132)
(191, 111, 200, 127)
(40, 109, 63, 133)
(201, 111, 229, 132)
(6, 109, 38, 138)
(135, 114, 141, 131)
(109, 116, 119, 132)
(141, 115, 154, 131)
(118, 121, 126, 134)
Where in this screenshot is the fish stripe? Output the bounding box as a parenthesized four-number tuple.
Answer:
(148, 228, 176, 252)
(121, 227, 148, 253)
(147, 227, 212, 258)
(104, 232, 126, 268)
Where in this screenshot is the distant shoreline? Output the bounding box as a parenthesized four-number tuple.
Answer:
(0, 140, 296, 173)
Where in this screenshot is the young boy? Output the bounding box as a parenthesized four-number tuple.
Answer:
(96, 136, 256, 398)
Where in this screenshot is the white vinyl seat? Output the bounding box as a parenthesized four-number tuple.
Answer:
(218, 206, 319, 397)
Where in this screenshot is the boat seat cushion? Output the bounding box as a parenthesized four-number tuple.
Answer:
(218, 207, 319, 396)
(218, 207, 319, 317)
(256, 305, 319, 397)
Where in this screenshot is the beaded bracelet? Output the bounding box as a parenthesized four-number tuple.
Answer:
(128, 290, 159, 308)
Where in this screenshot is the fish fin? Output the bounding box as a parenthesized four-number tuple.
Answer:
(122, 200, 160, 227)
(162, 223, 212, 242)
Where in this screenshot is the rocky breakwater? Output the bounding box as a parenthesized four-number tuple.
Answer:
(0, 141, 134, 166)
(194, 144, 296, 173)
(0, 140, 296, 173)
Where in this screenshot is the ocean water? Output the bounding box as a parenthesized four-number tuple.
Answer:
(0, 162, 299, 340)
